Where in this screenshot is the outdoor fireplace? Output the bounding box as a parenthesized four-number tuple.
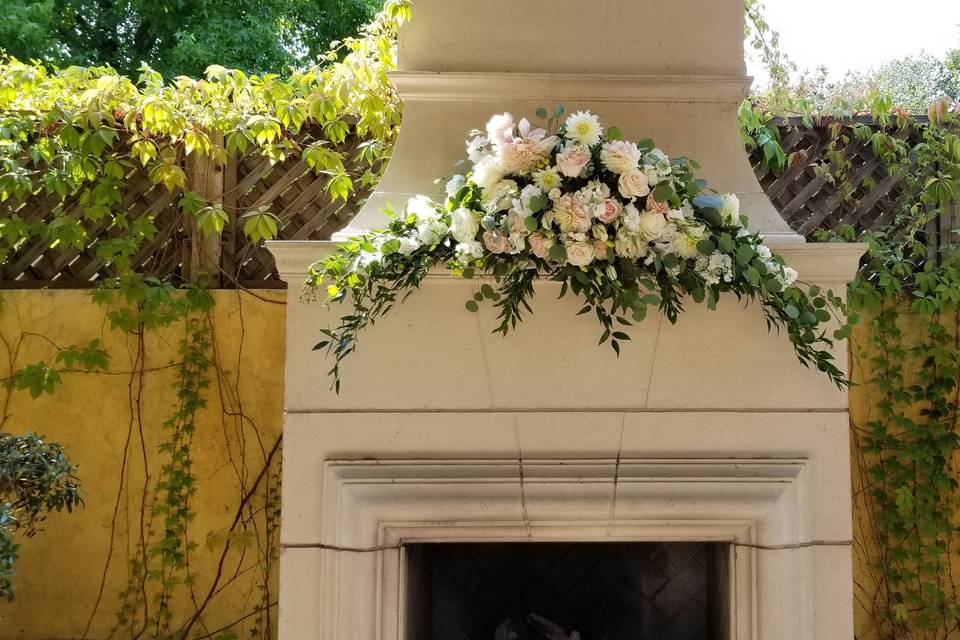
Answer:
(267, 1, 864, 639)
(404, 542, 728, 640)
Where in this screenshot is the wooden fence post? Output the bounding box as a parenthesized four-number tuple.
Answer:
(185, 131, 225, 285)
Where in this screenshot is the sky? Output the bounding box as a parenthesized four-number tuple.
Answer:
(746, 0, 960, 85)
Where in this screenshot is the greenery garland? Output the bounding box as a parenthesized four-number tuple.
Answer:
(311, 107, 849, 392)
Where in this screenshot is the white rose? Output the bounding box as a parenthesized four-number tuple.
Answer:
(397, 236, 422, 256)
(781, 266, 798, 286)
(566, 241, 596, 267)
(636, 210, 668, 241)
(450, 207, 480, 243)
(600, 140, 642, 174)
(719, 193, 741, 226)
(406, 195, 438, 223)
(618, 168, 650, 199)
(472, 155, 506, 189)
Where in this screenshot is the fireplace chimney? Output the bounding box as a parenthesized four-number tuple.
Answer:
(340, 0, 804, 244)
(268, 3, 864, 640)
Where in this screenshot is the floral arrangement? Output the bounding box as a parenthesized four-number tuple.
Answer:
(309, 106, 847, 392)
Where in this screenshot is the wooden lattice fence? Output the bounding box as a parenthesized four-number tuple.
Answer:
(0, 127, 378, 288)
(1, 118, 952, 288)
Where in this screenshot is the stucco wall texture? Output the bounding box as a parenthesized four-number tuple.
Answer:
(0, 289, 286, 639)
(0, 289, 948, 638)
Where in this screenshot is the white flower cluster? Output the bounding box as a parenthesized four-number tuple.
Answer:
(354, 109, 800, 292)
(439, 110, 728, 270)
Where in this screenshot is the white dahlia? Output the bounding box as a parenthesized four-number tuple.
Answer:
(564, 110, 603, 147)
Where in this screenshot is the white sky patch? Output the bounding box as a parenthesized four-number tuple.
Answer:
(746, 0, 960, 85)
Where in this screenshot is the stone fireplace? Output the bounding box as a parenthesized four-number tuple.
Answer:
(267, 1, 865, 639)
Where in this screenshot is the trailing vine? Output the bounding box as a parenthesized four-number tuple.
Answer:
(747, 89, 960, 637)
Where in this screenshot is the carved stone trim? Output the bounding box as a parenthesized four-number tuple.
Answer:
(307, 457, 813, 640)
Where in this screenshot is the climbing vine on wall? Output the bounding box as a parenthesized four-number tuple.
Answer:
(0, 2, 409, 638)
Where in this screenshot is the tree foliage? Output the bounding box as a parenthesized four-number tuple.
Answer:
(0, 432, 82, 600)
(0, 0, 384, 79)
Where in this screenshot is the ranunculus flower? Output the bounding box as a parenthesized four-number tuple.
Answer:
(636, 210, 668, 241)
(556, 145, 591, 178)
(618, 168, 650, 199)
(597, 198, 622, 223)
(600, 140, 642, 174)
(485, 112, 515, 147)
(450, 207, 480, 243)
(566, 241, 596, 267)
(528, 232, 555, 259)
(592, 239, 609, 261)
(482, 230, 510, 254)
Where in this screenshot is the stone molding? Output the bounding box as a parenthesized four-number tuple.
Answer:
(267, 240, 866, 288)
(390, 71, 753, 104)
(286, 456, 816, 640)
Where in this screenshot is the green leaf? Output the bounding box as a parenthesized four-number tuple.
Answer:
(784, 304, 800, 319)
(696, 239, 716, 255)
(536, 107, 549, 119)
(607, 126, 623, 141)
(527, 194, 548, 213)
(523, 216, 539, 232)
(651, 184, 675, 203)
(465, 300, 479, 312)
(549, 244, 567, 262)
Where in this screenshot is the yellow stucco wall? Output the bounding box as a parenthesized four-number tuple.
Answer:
(0, 289, 286, 640)
(848, 307, 960, 640)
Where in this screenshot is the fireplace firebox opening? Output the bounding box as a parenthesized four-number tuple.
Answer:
(404, 542, 729, 640)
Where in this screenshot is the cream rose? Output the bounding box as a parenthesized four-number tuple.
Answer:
(450, 207, 480, 244)
(618, 168, 650, 199)
(566, 241, 596, 267)
(556, 145, 591, 178)
(636, 210, 668, 241)
(482, 230, 510, 254)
